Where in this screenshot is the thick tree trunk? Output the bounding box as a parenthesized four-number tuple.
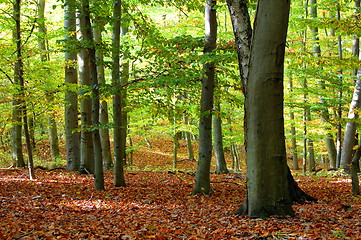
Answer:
(64, 0, 80, 171)
(112, 0, 126, 187)
(243, 0, 294, 217)
(235, 165, 317, 215)
(227, 0, 316, 218)
(192, 0, 217, 195)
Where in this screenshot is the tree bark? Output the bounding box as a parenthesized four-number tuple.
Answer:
(183, 114, 195, 161)
(78, 11, 94, 174)
(120, 23, 129, 167)
(310, 0, 337, 167)
(244, 0, 294, 217)
(94, 26, 113, 170)
(11, 0, 25, 168)
(13, 0, 35, 179)
(351, 144, 360, 195)
(38, 0, 61, 165)
(288, 77, 299, 170)
(64, 0, 80, 171)
(235, 166, 317, 215)
(341, 71, 361, 172)
(192, 0, 217, 195)
(335, 5, 343, 168)
(213, 102, 229, 174)
(80, 0, 104, 190)
(225, 0, 251, 89)
(112, 0, 126, 187)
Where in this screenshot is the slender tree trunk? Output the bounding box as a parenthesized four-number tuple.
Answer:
(226, 0, 251, 154)
(288, 77, 299, 170)
(24, 108, 35, 180)
(310, 0, 337, 167)
(14, 0, 35, 179)
(341, 71, 361, 172)
(64, 0, 80, 171)
(120, 23, 129, 167)
(38, 0, 61, 164)
(173, 131, 181, 169)
(94, 24, 112, 170)
(351, 142, 360, 195)
(226, 0, 251, 88)
(78, 13, 94, 173)
(231, 142, 240, 172)
(11, 0, 25, 168)
(128, 133, 134, 166)
(213, 102, 229, 174)
(183, 114, 195, 161)
(192, 0, 217, 195)
(112, 0, 126, 187)
(47, 95, 60, 164)
(80, 0, 104, 190)
(336, 5, 343, 168)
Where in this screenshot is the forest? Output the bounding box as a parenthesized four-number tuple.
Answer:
(0, 0, 360, 238)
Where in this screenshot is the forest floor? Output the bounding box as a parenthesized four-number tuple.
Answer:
(0, 137, 360, 239)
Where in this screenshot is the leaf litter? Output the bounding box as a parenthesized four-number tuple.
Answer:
(0, 168, 360, 239)
(0, 138, 360, 239)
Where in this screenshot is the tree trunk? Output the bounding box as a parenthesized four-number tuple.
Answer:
(335, 5, 343, 168)
(38, 0, 61, 165)
(173, 131, 181, 169)
(183, 114, 195, 161)
(80, 0, 104, 190)
(351, 144, 360, 195)
(288, 77, 299, 170)
(242, 0, 294, 217)
(235, 165, 317, 215)
(192, 0, 217, 195)
(302, 77, 315, 172)
(78, 13, 94, 174)
(112, 0, 126, 187)
(341, 71, 361, 172)
(227, 0, 317, 218)
(64, 0, 80, 171)
(225, 0, 251, 88)
(94, 26, 113, 170)
(120, 24, 129, 167)
(13, 0, 35, 179)
(231, 142, 240, 172)
(213, 102, 229, 174)
(310, 0, 337, 167)
(11, 0, 25, 168)
(47, 96, 61, 165)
